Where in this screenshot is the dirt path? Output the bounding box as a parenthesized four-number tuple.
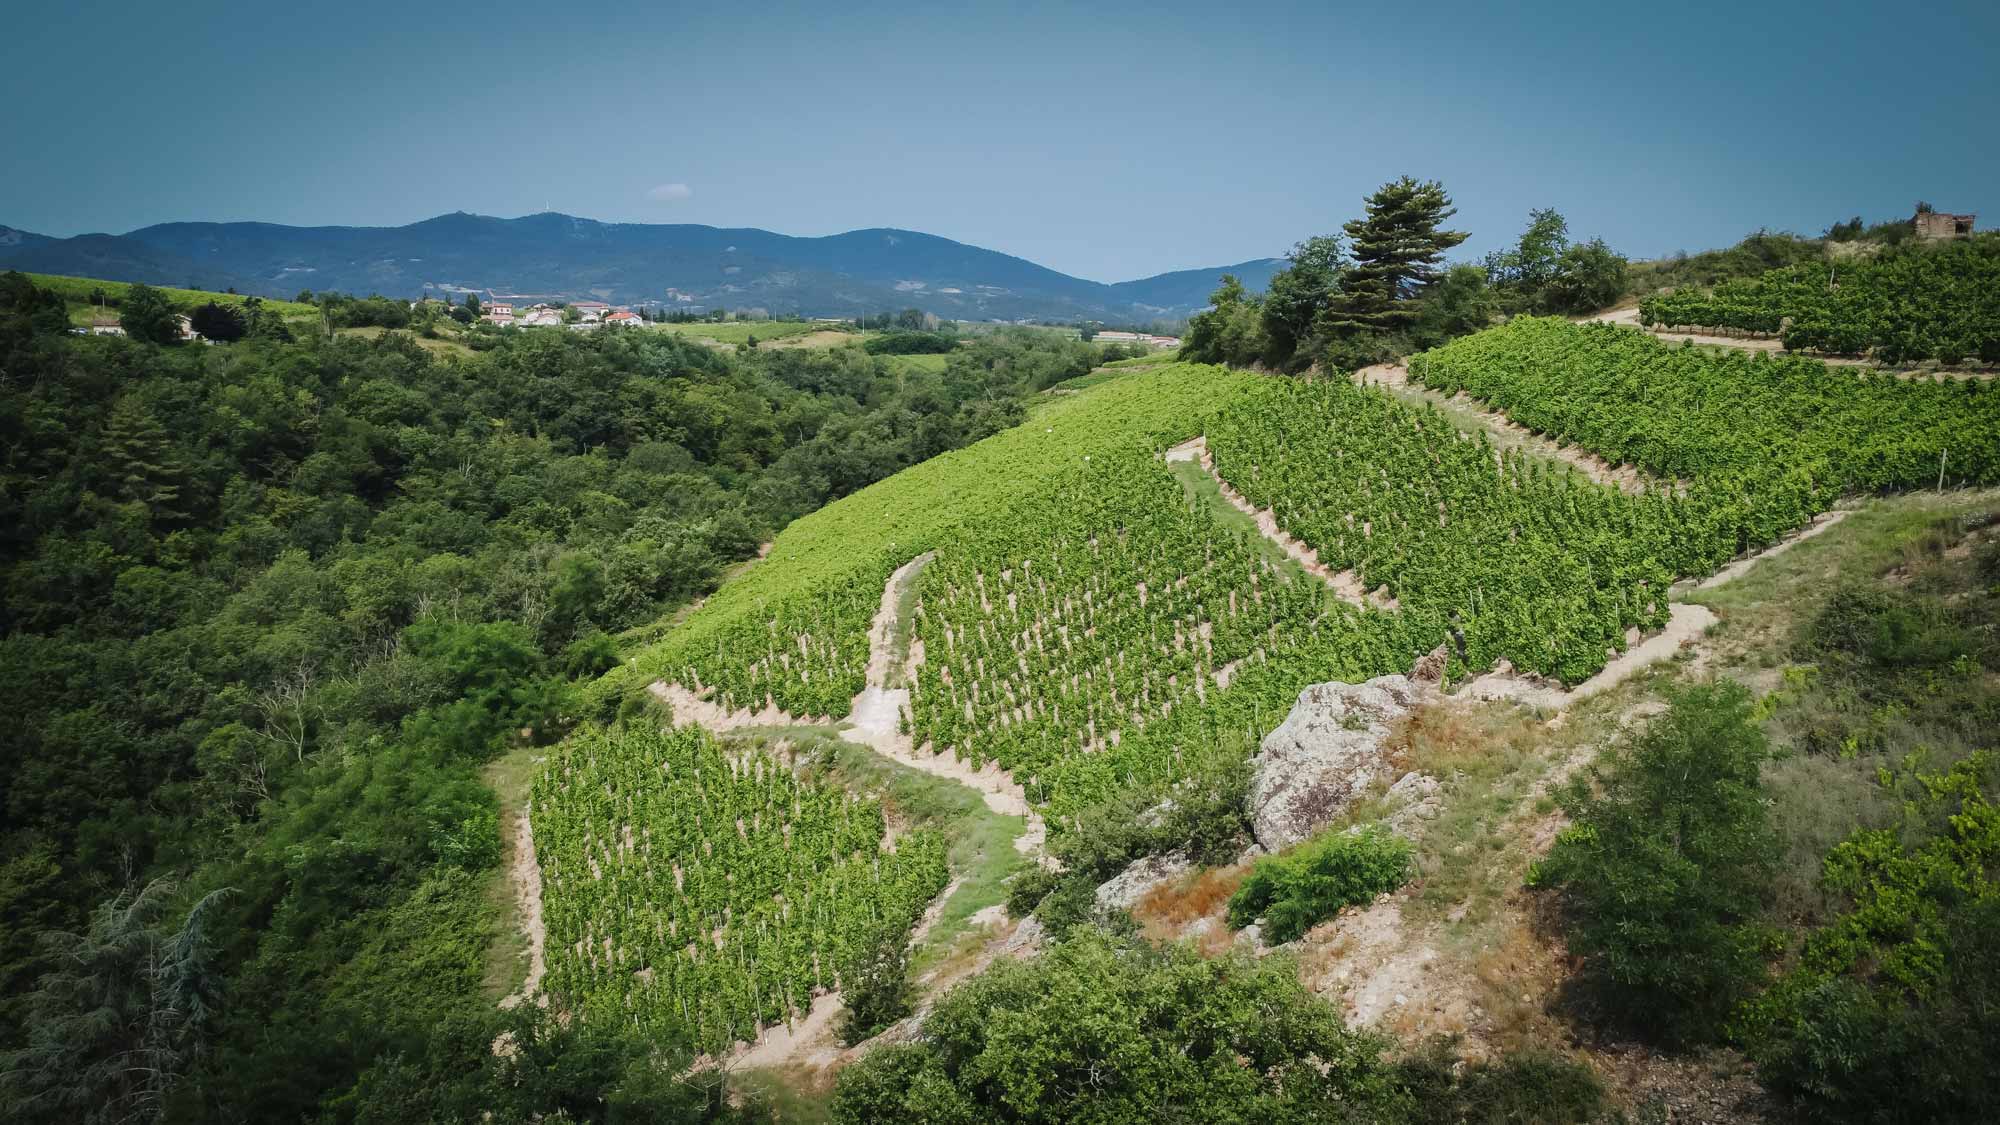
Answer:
(498, 801, 547, 1010)
(1354, 364, 1662, 494)
(1167, 436, 1379, 608)
(838, 553, 1046, 854)
(1456, 603, 1717, 712)
(657, 553, 1047, 1073)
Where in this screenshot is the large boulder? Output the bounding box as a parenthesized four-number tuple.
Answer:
(1248, 675, 1427, 851)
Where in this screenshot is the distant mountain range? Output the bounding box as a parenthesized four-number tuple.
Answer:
(0, 212, 1285, 322)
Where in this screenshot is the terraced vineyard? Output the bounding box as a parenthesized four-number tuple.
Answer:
(532, 724, 946, 1049)
(1637, 239, 2000, 363)
(906, 440, 1349, 788)
(1409, 318, 2000, 488)
(1205, 378, 1676, 684)
(602, 364, 1269, 720)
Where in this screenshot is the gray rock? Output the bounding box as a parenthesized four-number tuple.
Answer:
(1380, 771, 1443, 839)
(1094, 850, 1195, 913)
(1002, 915, 1044, 956)
(1248, 675, 1429, 851)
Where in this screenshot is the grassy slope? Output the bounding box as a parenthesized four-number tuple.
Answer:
(27, 271, 320, 327)
(604, 361, 1270, 704)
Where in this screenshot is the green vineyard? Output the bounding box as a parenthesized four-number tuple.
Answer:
(1408, 318, 2000, 488)
(532, 725, 948, 1050)
(906, 427, 1348, 786)
(1637, 239, 2000, 363)
(606, 364, 1268, 720)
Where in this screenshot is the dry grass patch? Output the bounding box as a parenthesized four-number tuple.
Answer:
(1131, 864, 1250, 953)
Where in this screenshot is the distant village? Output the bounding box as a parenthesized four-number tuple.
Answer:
(478, 300, 644, 329)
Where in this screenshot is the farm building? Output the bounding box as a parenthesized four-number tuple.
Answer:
(87, 314, 125, 336)
(1913, 208, 1975, 240)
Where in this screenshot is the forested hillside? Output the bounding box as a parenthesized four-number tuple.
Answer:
(0, 270, 1129, 1121)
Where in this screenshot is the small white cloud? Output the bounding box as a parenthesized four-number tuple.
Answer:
(647, 182, 693, 203)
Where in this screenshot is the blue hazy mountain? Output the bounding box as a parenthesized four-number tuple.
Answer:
(0, 212, 1278, 321)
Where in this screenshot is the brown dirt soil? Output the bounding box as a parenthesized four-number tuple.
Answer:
(498, 801, 548, 1010)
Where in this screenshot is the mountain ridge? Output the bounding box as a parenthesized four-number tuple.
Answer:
(0, 212, 1284, 321)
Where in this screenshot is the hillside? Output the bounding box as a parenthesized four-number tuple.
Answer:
(22, 271, 320, 329)
(566, 322, 2000, 1116)
(0, 213, 1273, 321)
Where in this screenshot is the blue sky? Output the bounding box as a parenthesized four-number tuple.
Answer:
(5, 0, 1995, 281)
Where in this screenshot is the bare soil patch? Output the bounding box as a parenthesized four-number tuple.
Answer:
(497, 800, 548, 1010)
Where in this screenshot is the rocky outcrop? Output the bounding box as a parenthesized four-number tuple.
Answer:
(1094, 850, 1196, 913)
(1248, 675, 1430, 851)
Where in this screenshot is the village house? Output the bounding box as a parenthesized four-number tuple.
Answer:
(87, 314, 125, 336)
(518, 308, 563, 328)
(1913, 207, 1976, 240)
(603, 309, 642, 326)
(570, 301, 611, 323)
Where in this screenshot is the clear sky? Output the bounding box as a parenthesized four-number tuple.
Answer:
(5, 0, 1995, 282)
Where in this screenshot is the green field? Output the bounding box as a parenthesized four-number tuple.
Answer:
(654, 320, 841, 346)
(879, 351, 951, 375)
(25, 271, 320, 328)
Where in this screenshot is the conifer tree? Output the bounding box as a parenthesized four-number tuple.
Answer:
(1325, 177, 1469, 336)
(100, 398, 187, 522)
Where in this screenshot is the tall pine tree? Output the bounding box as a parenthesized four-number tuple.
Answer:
(1325, 177, 1468, 336)
(99, 398, 188, 523)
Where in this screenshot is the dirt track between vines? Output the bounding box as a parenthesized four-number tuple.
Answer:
(1583, 306, 1995, 380)
(650, 551, 1048, 1073)
(1166, 436, 1377, 608)
(1353, 363, 1664, 494)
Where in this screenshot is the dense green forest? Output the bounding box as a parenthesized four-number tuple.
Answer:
(0, 271, 1128, 1122)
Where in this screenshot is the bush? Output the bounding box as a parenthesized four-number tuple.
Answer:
(1227, 826, 1413, 943)
(829, 932, 1400, 1123)
(1809, 587, 1975, 672)
(1743, 755, 2000, 1122)
(1528, 682, 1778, 1043)
(835, 928, 914, 1046)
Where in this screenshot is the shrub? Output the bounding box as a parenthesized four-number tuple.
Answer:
(1742, 754, 2000, 1122)
(829, 932, 1400, 1124)
(835, 927, 914, 1046)
(1227, 826, 1413, 943)
(1810, 587, 1974, 672)
(1528, 682, 1777, 1043)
